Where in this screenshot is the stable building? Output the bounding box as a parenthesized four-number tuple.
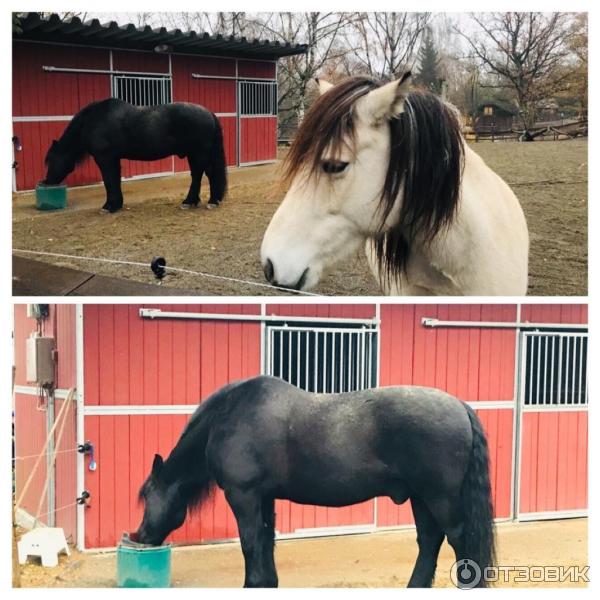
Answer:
(13, 303, 588, 550)
(12, 13, 307, 191)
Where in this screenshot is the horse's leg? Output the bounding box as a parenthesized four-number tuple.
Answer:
(205, 161, 223, 208)
(407, 496, 445, 588)
(425, 495, 478, 588)
(95, 156, 123, 213)
(226, 488, 278, 588)
(259, 496, 278, 586)
(181, 156, 204, 209)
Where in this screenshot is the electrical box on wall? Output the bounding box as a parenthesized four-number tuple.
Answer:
(26, 334, 55, 387)
(27, 304, 50, 320)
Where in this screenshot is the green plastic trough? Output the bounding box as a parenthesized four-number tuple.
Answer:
(116, 534, 171, 588)
(35, 183, 67, 211)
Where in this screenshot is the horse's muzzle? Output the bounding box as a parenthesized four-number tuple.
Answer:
(263, 259, 309, 291)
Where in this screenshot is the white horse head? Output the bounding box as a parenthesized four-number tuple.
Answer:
(261, 73, 465, 292)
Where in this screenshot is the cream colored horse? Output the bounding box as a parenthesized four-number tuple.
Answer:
(261, 75, 529, 295)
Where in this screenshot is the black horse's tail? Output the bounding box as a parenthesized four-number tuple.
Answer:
(460, 403, 496, 586)
(207, 113, 228, 203)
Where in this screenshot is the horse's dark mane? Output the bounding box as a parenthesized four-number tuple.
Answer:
(44, 101, 102, 165)
(283, 76, 464, 283)
(138, 379, 249, 512)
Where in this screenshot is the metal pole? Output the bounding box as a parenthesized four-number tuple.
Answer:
(75, 305, 85, 551)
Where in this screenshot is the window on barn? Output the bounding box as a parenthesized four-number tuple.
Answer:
(112, 75, 172, 107)
(484, 106, 493, 116)
(239, 81, 277, 116)
(523, 332, 588, 406)
(265, 324, 378, 393)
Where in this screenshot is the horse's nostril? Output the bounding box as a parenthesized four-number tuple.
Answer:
(263, 258, 275, 284)
(295, 268, 309, 291)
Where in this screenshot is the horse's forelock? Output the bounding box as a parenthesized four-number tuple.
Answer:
(282, 76, 381, 187)
(374, 90, 465, 285)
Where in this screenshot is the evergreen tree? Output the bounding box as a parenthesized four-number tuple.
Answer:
(416, 28, 442, 94)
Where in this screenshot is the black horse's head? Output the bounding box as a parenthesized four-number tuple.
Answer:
(135, 454, 189, 546)
(43, 139, 77, 185)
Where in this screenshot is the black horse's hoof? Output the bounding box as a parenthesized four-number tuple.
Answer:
(206, 201, 221, 210)
(180, 202, 199, 210)
(100, 206, 122, 214)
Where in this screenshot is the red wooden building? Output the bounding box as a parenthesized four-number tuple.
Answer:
(12, 13, 306, 191)
(13, 302, 588, 550)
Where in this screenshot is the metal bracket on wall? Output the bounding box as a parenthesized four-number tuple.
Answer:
(77, 442, 97, 471)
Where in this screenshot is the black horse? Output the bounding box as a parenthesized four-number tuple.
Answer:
(43, 98, 227, 213)
(136, 376, 495, 588)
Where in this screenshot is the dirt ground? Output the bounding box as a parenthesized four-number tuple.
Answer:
(12, 140, 587, 296)
(17, 518, 587, 588)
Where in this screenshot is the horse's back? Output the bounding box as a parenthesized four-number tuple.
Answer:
(459, 145, 529, 293)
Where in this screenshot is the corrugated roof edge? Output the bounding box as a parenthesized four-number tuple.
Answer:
(14, 13, 308, 59)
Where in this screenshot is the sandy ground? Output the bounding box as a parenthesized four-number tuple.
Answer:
(12, 140, 587, 296)
(18, 518, 587, 588)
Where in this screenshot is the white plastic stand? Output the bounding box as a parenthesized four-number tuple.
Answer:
(17, 527, 70, 568)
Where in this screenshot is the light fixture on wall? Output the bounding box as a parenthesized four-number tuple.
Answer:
(154, 44, 172, 53)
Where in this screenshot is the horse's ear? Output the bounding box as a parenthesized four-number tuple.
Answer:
(357, 71, 412, 124)
(315, 78, 334, 95)
(152, 454, 164, 475)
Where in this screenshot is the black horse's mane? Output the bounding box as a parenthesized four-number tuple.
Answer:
(283, 76, 465, 285)
(44, 101, 105, 165)
(138, 379, 250, 512)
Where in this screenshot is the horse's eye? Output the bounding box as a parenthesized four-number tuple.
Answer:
(321, 160, 349, 175)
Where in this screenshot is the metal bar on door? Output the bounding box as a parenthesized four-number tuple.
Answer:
(322, 332, 327, 393)
(536, 336, 541, 405)
(564, 336, 570, 405)
(577, 337, 584, 405)
(314, 331, 318, 393)
(296, 330, 301, 388)
(528, 337, 533, 405)
(347, 333, 352, 392)
(340, 332, 345, 393)
(305, 330, 310, 392)
(287, 329, 292, 383)
(543, 336, 548, 406)
(550, 336, 555, 405)
(570, 337, 576, 405)
(279, 329, 283, 380)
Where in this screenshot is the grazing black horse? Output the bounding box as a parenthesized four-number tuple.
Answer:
(43, 98, 227, 213)
(136, 376, 495, 588)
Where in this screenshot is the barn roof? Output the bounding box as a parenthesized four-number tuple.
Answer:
(476, 101, 519, 116)
(14, 13, 308, 60)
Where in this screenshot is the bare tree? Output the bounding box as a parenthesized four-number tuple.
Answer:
(132, 13, 154, 28)
(564, 13, 588, 117)
(457, 12, 580, 129)
(256, 13, 352, 135)
(343, 13, 431, 79)
(158, 12, 260, 37)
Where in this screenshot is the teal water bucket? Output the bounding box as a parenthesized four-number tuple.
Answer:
(35, 183, 67, 210)
(116, 534, 171, 588)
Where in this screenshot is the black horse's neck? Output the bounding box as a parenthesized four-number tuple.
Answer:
(58, 110, 88, 161)
(160, 413, 216, 508)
